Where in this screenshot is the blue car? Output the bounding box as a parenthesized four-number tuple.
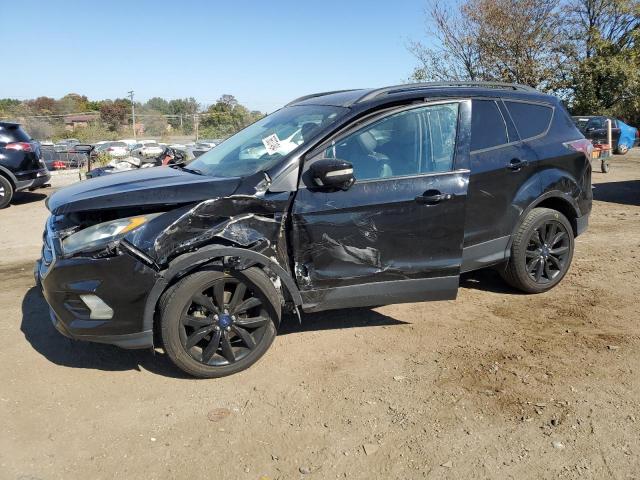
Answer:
(573, 115, 639, 155)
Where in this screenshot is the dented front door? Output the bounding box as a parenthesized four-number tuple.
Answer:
(291, 101, 471, 311)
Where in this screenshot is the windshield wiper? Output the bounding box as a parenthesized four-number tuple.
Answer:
(170, 163, 204, 175)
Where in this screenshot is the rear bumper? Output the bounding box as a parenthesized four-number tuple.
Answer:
(15, 169, 50, 191)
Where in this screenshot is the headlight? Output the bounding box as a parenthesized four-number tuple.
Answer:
(62, 213, 161, 255)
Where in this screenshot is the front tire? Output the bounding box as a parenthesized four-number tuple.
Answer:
(0, 176, 14, 209)
(501, 208, 574, 293)
(160, 267, 281, 378)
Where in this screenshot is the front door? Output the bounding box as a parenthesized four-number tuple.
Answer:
(291, 101, 471, 312)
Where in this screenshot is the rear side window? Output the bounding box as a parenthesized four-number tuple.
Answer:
(0, 124, 31, 144)
(505, 101, 553, 140)
(471, 100, 508, 151)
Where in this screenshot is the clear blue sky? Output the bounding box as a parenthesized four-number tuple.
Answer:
(0, 0, 427, 112)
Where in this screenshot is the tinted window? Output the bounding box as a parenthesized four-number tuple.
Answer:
(0, 123, 31, 143)
(325, 103, 458, 180)
(505, 101, 553, 139)
(471, 100, 508, 151)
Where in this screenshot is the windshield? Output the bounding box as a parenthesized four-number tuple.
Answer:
(188, 105, 347, 177)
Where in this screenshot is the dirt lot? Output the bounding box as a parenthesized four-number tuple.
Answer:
(1, 152, 639, 480)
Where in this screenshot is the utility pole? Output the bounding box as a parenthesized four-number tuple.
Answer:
(194, 114, 199, 141)
(128, 90, 136, 140)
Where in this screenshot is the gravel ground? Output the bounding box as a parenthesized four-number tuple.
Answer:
(0, 152, 639, 479)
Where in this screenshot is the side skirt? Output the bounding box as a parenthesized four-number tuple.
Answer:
(461, 235, 510, 273)
(301, 276, 459, 313)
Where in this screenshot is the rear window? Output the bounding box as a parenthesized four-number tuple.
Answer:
(471, 100, 508, 151)
(112, 142, 127, 147)
(505, 101, 553, 140)
(0, 124, 31, 143)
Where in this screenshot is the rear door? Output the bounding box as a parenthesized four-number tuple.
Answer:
(463, 99, 526, 251)
(291, 100, 471, 311)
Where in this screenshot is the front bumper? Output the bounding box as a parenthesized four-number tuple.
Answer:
(36, 220, 159, 349)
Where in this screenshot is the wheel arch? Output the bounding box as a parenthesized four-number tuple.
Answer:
(0, 165, 17, 188)
(531, 194, 580, 236)
(143, 246, 303, 338)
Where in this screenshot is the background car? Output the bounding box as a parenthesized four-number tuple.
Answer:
(0, 121, 50, 208)
(53, 138, 80, 153)
(130, 140, 163, 157)
(573, 115, 639, 154)
(192, 138, 222, 157)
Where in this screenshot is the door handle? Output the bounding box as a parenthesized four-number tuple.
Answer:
(507, 158, 526, 171)
(415, 190, 453, 205)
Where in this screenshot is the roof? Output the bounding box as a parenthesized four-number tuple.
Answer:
(0, 121, 20, 127)
(289, 82, 552, 108)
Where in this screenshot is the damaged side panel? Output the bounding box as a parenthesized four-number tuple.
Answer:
(126, 192, 294, 270)
(291, 171, 470, 309)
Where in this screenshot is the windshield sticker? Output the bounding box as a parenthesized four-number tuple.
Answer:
(262, 133, 281, 155)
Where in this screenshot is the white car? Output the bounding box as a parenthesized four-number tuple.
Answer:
(103, 141, 130, 158)
(130, 141, 164, 158)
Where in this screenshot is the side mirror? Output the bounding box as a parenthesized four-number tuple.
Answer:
(309, 158, 355, 190)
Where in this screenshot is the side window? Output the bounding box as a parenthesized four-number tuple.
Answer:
(505, 101, 553, 140)
(324, 103, 458, 181)
(470, 100, 508, 151)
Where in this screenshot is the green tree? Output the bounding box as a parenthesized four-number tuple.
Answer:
(199, 95, 263, 138)
(55, 93, 91, 114)
(564, 0, 640, 123)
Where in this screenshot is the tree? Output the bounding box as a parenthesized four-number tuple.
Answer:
(55, 93, 91, 114)
(199, 96, 263, 138)
(409, 0, 569, 89)
(564, 0, 640, 123)
(146, 97, 170, 114)
(99, 99, 129, 131)
(26, 97, 57, 115)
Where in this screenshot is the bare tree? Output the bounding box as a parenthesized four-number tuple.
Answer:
(409, 0, 569, 89)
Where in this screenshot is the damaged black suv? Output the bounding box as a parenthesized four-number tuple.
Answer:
(36, 82, 592, 378)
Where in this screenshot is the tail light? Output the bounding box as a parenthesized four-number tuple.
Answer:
(5, 142, 33, 152)
(51, 161, 67, 170)
(107, 147, 114, 152)
(564, 138, 594, 158)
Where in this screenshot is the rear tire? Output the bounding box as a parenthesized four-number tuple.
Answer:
(0, 176, 14, 209)
(501, 208, 574, 293)
(160, 267, 280, 378)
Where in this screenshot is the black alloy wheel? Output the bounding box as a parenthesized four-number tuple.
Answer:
(160, 267, 280, 378)
(501, 207, 575, 293)
(181, 276, 269, 366)
(524, 220, 571, 285)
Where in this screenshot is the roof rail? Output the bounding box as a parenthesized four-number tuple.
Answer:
(354, 81, 537, 104)
(285, 89, 360, 107)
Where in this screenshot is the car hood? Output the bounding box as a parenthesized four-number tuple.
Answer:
(47, 166, 242, 214)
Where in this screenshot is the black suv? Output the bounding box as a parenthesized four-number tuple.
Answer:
(36, 83, 592, 378)
(0, 122, 50, 208)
